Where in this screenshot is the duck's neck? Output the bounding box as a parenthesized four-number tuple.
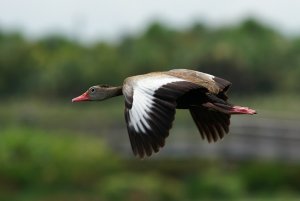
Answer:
(106, 86, 123, 98)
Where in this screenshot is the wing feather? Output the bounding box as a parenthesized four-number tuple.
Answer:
(167, 69, 231, 94)
(189, 106, 230, 142)
(123, 75, 200, 157)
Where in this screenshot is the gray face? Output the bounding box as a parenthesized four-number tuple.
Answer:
(87, 85, 108, 101)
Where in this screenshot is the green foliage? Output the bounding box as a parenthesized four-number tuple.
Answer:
(99, 173, 184, 201)
(184, 170, 245, 200)
(240, 162, 300, 194)
(0, 127, 300, 201)
(0, 19, 300, 98)
(0, 33, 36, 95)
(0, 127, 119, 190)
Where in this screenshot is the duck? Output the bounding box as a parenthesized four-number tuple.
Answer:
(72, 69, 256, 158)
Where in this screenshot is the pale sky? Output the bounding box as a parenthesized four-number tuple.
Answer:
(0, 0, 300, 42)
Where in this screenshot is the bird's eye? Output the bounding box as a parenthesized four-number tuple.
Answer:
(90, 88, 95, 93)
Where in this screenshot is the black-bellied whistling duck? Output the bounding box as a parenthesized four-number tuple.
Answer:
(72, 69, 256, 158)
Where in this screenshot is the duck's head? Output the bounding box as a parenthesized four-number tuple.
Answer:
(72, 85, 117, 102)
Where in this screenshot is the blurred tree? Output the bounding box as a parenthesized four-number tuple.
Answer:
(0, 18, 298, 98)
(0, 32, 36, 96)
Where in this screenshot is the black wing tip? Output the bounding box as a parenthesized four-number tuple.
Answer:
(206, 129, 229, 143)
(190, 106, 231, 143)
(133, 138, 166, 159)
(128, 120, 170, 158)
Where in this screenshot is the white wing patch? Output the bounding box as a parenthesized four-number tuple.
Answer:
(123, 73, 204, 157)
(128, 76, 185, 134)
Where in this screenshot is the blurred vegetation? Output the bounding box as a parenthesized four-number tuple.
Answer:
(1, 18, 300, 200)
(1, 18, 300, 99)
(0, 127, 299, 201)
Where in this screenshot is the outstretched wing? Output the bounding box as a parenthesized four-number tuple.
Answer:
(123, 75, 200, 158)
(189, 106, 230, 142)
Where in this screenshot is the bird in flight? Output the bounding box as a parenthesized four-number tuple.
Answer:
(72, 69, 256, 158)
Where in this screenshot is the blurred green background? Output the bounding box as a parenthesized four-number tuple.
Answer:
(1, 6, 300, 201)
